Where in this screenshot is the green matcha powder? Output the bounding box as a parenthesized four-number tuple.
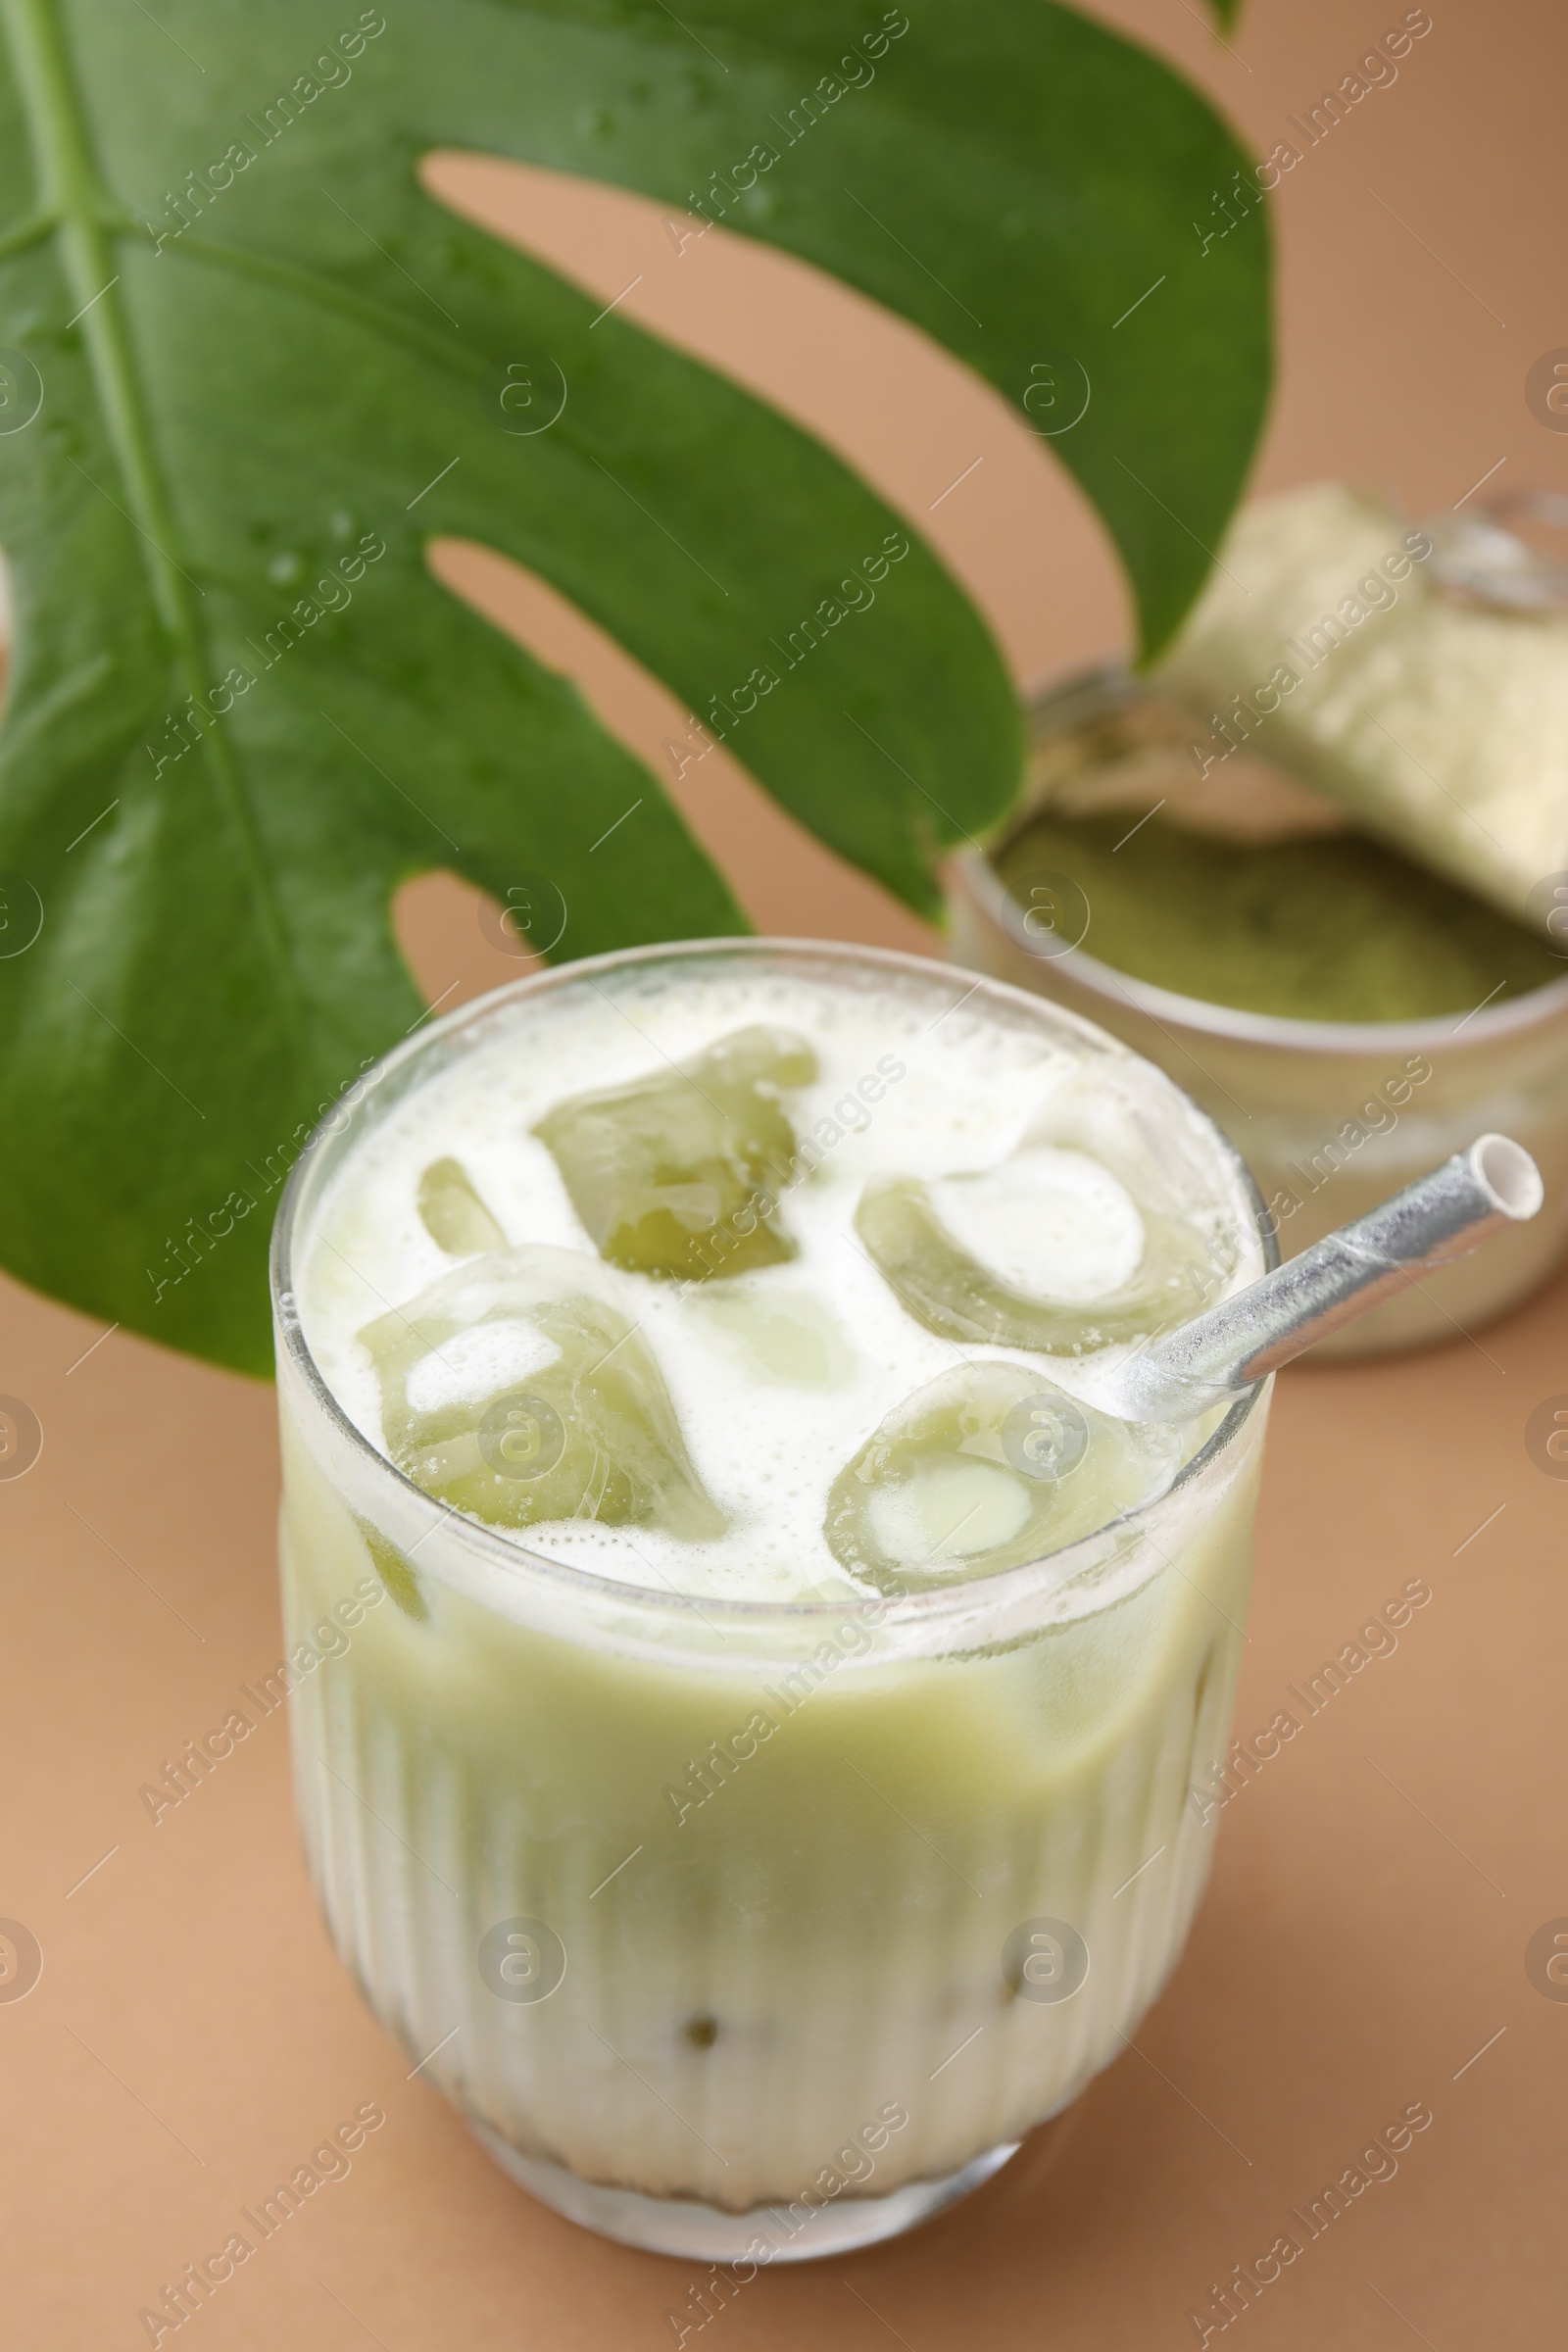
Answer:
(996, 810, 1563, 1024)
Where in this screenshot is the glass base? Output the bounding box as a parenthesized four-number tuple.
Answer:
(469, 2124, 1021, 2262)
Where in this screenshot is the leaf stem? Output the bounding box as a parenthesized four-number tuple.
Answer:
(1, 0, 306, 1035)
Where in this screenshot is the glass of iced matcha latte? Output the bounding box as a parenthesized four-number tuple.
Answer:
(272, 941, 1273, 2260)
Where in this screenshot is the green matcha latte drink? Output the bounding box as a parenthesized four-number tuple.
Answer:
(271, 942, 1273, 2260)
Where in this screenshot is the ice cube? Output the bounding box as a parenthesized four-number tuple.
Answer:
(533, 1026, 817, 1282)
(359, 1246, 724, 1540)
(403, 1318, 560, 1415)
(690, 1288, 858, 1388)
(824, 1360, 1181, 1594)
(416, 1156, 507, 1255)
(360, 1524, 428, 1619)
(855, 1081, 1229, 1354)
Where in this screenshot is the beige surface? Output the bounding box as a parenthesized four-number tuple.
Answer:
(5, 2, 1567, 2343)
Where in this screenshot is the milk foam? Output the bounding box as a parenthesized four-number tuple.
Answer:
(296, 959, 1249, 1602)
(927, 1146, 1146, 1303)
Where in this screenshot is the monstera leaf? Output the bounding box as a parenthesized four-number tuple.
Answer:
(0, 0, 1268, 1373)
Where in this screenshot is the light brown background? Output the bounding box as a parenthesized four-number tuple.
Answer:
(5, 2, 1566, 2344)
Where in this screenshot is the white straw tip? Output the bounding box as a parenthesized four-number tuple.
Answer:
(1470, 1134, 1544, 1222)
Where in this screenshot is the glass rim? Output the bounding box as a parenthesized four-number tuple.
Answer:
(965, 658, 1568, 1054)
(270, 935, 1276, 1630)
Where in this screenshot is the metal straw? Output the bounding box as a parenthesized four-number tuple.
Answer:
(1094, 1134, 1544, 1425)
